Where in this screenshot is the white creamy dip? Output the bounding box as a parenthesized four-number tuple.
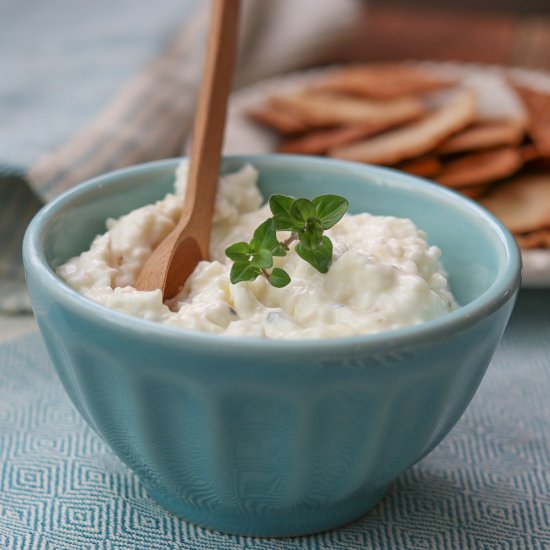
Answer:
(57, 162, 457, 339)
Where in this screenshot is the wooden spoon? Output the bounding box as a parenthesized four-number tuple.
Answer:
(136, 0, 240, 299)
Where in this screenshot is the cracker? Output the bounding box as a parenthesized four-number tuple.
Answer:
(480, 173, 550, 233)
(270, 91, 425, 128)
(436, 147, 524, 188)
(438, 119, 525, 154)
(278, 124, 387, 155)
(247, 105, 309, 134)
(457, 184, 492, 199)
(515, 229, 550, 249)
(313, 63, 455, 100)
(512, 84, 550, 157)
(521, 144, 540, 163)
(329, 89, 476, 165)
(397, 156, 442, 178)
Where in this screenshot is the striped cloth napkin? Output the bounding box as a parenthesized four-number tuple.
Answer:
(0, 0, 362, 313)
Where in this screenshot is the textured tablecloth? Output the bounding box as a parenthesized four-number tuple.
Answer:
(1, 290, 549, 549)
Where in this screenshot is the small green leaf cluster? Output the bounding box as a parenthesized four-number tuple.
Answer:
(225, 194, 348, 288)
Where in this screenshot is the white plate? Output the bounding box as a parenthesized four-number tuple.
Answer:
(221, 63, 550, 288)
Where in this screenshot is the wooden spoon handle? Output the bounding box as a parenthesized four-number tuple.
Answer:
(134, 0, 240, 298)
(181, 0, 240, 250)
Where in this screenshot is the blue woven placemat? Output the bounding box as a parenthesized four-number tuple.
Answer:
(1, 290, 549, 549)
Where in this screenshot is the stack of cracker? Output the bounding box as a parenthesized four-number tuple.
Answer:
(247, 63, 550, 250)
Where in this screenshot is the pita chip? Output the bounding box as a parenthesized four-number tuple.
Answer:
(329, 89, 476, 165)
(480, 173, 550, 233)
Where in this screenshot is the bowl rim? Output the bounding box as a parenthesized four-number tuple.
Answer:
(23, 155, 521, 355)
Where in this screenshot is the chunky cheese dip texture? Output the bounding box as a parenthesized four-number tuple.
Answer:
(57, 163, 457, 339)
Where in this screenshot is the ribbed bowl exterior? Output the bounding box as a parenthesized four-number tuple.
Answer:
(26, 266, 516, 536)
(23, 156, 521, 536)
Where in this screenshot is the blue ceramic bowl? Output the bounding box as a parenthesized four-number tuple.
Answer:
(23, 155, 520, 537)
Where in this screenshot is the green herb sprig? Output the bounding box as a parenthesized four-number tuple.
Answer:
(225, 194, 348, 288)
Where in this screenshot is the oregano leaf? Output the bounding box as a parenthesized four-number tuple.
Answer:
(312, 195, 349, 229)
(269, 195, 296, 230)
(269, 268, 291, 288)
(272, 242, 288, 257)
(290, 198, 315, 227)
(300, 218, 323, 249)
(296, 235, 333, 273)
(230, 262, 261, 284)
(225, 241, 252, 262)
(251, 248, 273, 269)
(252, 218, 278, 251)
